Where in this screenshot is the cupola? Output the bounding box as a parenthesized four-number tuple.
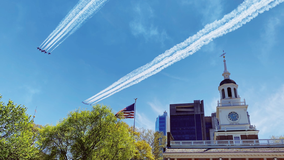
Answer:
(218, 54, 240, 105)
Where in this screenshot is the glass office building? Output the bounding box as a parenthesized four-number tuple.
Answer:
(155, 111, 167, 136)
(170, 100, 207, 140)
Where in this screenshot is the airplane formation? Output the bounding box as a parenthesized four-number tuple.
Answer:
(37, 47, 51, 55)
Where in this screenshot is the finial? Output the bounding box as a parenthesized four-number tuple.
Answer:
(221, 50, 230, 79)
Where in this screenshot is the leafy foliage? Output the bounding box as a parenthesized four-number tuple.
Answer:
(39, 104, 136, 159)
(153, 131, 166, 160)
(136, 128, 155, 148)
(133, 128, 166, 160)
(0, 96, 39, 159)
(0, 95, 164, 160)
(130, 128, 154, 160)
(134, 140, 154, 160)
(271, 135, 284, 139)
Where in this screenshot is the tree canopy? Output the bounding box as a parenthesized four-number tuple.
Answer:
(0, 96, 40, 159)
(271, 135, 284, 139)
(0, 95, 165, 160)
(153, 131, 166, 160)
(133, 127, 166, 160)
(39, 104, 136, 159)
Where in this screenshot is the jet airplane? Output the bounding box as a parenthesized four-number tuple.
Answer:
(82, 101, 89, 105)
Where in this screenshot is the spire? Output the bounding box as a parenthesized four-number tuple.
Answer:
(221, 51, 230, 79)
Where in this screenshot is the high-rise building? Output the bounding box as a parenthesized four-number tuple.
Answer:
(169, 100, 206, 140)
(204, 116, 213, 140)
(155, 111, 168, 136)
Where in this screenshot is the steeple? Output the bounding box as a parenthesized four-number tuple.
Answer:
(214, 51, 258, 141)
(222, 52, 230, 79)
(218, 52, 238, 100)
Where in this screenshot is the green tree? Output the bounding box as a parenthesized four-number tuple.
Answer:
(134, 128, 166, 160)
(39, 104, 136, 160)
(271, 135, 284, 139)
(270, 135, 284, 144)
(38, 122, 72, 160)
(153, 131, 166, 160)
(0, 96, 40, 159)
(130, 128, 154, 160)
(136, 128, 155, 148)
(134, 140, 154, 160)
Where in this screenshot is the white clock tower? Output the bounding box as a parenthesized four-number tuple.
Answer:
(214, 55, 259, 141)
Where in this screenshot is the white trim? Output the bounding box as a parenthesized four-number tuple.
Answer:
(163, 152, 284, 158)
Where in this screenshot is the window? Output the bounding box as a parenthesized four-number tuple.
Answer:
(234, 88, 237, 98)
(222, 89, 225, 99)
(227, 87, 232, 98)
(234, 136, 241, 144)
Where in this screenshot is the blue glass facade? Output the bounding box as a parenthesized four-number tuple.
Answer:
(205, 116, 213, 140)
(155, 111, 167, 136)
(170, 114, 204, 140)
(170, 100, 206, 140)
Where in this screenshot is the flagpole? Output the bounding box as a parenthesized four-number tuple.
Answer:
(32, 106, 37, 122)
(134, 98, 137, 132)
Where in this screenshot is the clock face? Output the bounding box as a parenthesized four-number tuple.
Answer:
(228, 111, 239, 121)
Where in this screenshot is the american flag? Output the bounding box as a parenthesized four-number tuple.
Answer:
(115, 103, 135, 119)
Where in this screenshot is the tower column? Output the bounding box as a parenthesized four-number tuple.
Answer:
(224, 87, 228, 99)
(232, 87, 235, 98)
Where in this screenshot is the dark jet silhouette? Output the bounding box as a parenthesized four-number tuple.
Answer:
(82, 101, 89, 105)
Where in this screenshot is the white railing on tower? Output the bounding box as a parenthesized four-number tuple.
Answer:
(217, 101, 246, 107)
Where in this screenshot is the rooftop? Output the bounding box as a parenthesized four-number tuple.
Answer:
(165, 147, 284, 153)
(170, 139, 284, 149)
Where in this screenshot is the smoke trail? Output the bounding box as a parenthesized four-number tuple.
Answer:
(40, 0, 90, 48)
(83, 0, 284, 104)
(46, 0, 106, 52)
(43, 0, 101, 50)
(39, 0, 108, 52)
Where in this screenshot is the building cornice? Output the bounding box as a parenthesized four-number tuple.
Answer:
(163, 152, 284, 158)
(163, 148, 284, 158)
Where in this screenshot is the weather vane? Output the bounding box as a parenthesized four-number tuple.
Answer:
(220, 50, 226, 58)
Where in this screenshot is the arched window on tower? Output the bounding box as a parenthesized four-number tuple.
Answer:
(227, 87, 232, 98)
(222, 89, 225, 99)
(234, 88, 237, 98)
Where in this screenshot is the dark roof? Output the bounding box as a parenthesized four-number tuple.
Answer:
(219, 79, 237, 86)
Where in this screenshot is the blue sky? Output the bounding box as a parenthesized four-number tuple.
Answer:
(0, 0, 284, 139)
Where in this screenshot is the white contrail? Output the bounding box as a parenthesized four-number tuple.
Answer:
(43, 0, 107, 51)
(43, 0, 100, 51)
(39, 0, 108, 52)
(47, 0, 106, 52)
(83, 0, 284, 104)
(40, 0, 89, 48)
